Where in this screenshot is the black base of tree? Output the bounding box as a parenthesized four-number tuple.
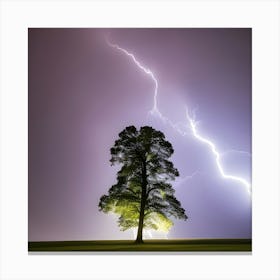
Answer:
(135, 238, 143, 244)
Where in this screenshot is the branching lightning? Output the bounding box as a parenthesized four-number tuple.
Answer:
(186, 109, 251, 193)
(106, 40, 161, 117)
(221, 149, 252, 157)
(106, 39, 251, 241)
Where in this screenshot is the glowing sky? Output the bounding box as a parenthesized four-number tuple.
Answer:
(28, 28, 251, 241)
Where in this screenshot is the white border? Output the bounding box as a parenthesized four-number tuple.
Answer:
(1, 0, 279, 279)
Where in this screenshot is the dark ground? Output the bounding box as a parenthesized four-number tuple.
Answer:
(28, 239, 251, 252)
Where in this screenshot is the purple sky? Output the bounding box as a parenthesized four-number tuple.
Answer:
(28, 28, 251, 241)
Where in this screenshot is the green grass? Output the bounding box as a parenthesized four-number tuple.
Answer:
(28, 238, 251, 252)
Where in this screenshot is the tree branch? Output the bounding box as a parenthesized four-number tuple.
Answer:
(146, 186, 159, 198)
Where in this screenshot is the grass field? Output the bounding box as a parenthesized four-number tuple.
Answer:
(28, 239, 251, 252)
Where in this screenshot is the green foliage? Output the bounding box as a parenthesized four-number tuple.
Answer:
(98, 126, 187, 236)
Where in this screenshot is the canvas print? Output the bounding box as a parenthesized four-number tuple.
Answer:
(28, 28, 252, 252)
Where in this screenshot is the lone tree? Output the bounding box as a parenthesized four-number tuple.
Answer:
(99, 126, 187, 243)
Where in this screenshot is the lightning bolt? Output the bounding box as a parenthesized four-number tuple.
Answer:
(106, 40, 161, 117)
(185, 109, 251, 193)
(106, 40, 178, 128)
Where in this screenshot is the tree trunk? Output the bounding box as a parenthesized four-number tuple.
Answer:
(135, 161, 147, 243)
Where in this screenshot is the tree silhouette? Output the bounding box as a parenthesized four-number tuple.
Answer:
(98, 126, 187, 243)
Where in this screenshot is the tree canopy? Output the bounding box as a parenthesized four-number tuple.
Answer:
(98, 126, 187, 243)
